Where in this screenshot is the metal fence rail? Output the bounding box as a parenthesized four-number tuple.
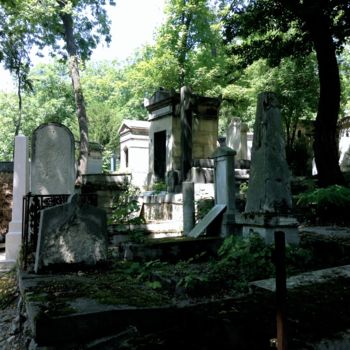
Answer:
(21, 193, 98, 269)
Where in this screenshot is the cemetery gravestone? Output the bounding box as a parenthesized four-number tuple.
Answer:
(226, 118, 241, 157)
(34, 194, 108, 272)
(31, 123, 75, 195)
(245, 92, 292, 213)
(242, 92, 299, 244)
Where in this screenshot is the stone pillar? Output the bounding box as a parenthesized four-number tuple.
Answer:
(182, 181, 195, 235)
(5, 135, 29, 262)
(226, 117, 241, 155)
(240, 123, 249, 160)
(242, 92, 299, 244)
(212, 146, 236, 237)
(180, 86, 192, 182)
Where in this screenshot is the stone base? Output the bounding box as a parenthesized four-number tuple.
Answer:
(240, 214, 299, 244)
(5, 230, 22, 261)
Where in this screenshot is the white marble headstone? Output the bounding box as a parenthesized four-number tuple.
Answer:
(31, 123, 75, 195)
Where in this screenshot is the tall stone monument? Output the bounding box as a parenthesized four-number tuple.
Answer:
(5, 135, 29, 263)
(31, 123, 75, 195)
(242, 92, 299, 244)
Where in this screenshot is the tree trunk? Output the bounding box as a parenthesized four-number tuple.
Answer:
(178, 0, 192, 88)
(306, 11, 344, 187)
(60, 9, 89, 183)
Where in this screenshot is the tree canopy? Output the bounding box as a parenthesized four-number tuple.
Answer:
(222, 0, 350, 186)
(1, 0, 350, 187)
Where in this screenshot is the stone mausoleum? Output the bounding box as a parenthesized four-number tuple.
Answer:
(144, 89, 220, 191)
(118, 120, 150, 189)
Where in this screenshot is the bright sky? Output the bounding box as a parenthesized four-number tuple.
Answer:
(0, 0, 165, 91)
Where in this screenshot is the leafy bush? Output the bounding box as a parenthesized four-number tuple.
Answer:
(0, 271, 17, 309)
(295, 185, 350, 225)
(215, 233, 274, 283)
(196, 197, 214, 221)
(109, 181, 145, 230)
(151, 181, 167, 193)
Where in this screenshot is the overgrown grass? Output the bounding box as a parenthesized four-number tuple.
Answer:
(26, 234, 316, 312)
(0, 270, 17, 309)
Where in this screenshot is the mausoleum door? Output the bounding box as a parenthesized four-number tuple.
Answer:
(154, 130, 166, 181)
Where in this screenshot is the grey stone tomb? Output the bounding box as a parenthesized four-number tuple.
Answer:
(188, 145, 236, 238)
(226, 117, 241, 159)
(34, 194, 108, 272)
(242, 92, 299, 244)
(31, 123, 75, 195)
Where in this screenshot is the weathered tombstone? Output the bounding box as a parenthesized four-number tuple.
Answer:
(242, 92, 299, 244)
(182, 181, 195, 235)
(226, 118, 241, 156)
(240, 123, 249, 162)
(188, 145, 236, 238)
(5, 135, 29, 262)
(34, 194, 107, 273)
(31, 123, 75, 195)
(212, 146, 236, 236)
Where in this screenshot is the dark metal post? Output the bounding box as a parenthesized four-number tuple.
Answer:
(275, 230, 287, 350)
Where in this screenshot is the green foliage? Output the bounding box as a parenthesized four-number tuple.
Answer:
(151, 181, 167, 193)
(296, 185, 350, 225)
(196, 197, 214, 221)
(109, 181, 145, 229)
(239, 181, 249, 196)
(0, 271, 17, 309)
(216, 233, 274, 281)
(221, 56, 318, 144)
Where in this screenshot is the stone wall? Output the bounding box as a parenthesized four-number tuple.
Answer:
(0, 172, 13, 238)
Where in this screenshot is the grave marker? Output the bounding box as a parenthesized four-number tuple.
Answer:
(242, 92, 299, 244)
(34, 194, 107, 272)
(5, 135, 29, 262)
(31, 123, 75, 195)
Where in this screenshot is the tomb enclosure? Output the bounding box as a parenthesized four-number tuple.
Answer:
(339, 116, 350, 173)
(226, 117, 252, 170)
(118, 119, 150, 190)
(144, 88, 220, 192)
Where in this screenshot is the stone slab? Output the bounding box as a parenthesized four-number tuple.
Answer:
(251, 264, 350, 292)
(18, 271, 231, 347)
(34, 195, 107, 272)
(188, 204, 226, 238)
(242, 225, 299, 245)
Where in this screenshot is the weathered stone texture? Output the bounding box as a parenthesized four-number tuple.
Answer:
(31, 123, 75, 195)
(35, 195, 107, 272)
(245, 92, 292, 214)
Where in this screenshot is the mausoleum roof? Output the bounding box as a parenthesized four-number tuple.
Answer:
(118, 119, 150, 134)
